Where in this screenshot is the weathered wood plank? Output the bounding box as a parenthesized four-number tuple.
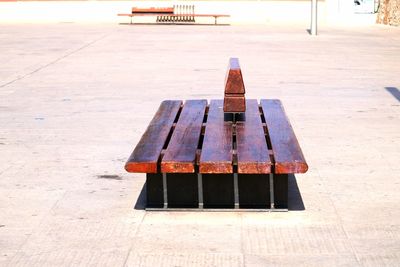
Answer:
(161, 100, 207, 173)
(223, 95, 246, 113)
(132, 7, 174, 14)
(260, 99, 308, 174)
(236, 99, 271, 173)
(125, 100, 182, 173)
(224, 58, 245, 95)
(200, 100, 233, 173)
(224, 58, 246, 113)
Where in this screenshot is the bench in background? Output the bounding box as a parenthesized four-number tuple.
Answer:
(118, 5, 230, 25)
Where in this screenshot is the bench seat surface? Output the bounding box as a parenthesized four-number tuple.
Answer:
(161, 100, 207, 173)
(260, 99, 308, 174)
(125, 99, 307, 174)
(236, 99, 271, 174)
(199, 100, 233, 173)
(125, 100, 182, 173)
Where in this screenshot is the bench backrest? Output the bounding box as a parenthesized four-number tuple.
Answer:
(131, 5, 196, 15)
(132, 7, 174, 14)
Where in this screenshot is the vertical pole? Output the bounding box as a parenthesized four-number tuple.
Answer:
(311, 0, 318, 35)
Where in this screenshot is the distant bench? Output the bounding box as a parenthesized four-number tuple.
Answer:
(118, 5, 230, 25)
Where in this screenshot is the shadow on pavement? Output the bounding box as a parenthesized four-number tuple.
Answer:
(385, 87, 400, 102)
(134, 183, 147, 210)
(288, 174, 305, 211)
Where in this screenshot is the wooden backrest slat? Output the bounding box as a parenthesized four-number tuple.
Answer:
(161, 100, 207, 173)
(260, 99, 308, 174)
(132, 7, 174, 14)
(125, 100, 182, 173)
(224, 58, 245, 95)
(199, 100, 233, 173)
(236, 99, 271, 173)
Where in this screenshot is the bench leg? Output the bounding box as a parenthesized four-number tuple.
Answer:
(214, 16, 217, 25)
(273, 174, 288, 209)
(237, 174, 287, 210)
(163, 173, 198, 208)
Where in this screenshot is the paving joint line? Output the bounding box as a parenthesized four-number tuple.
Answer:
(0, 33, 109, 89)
(122, 209, 147, 266)
(239, 213, 246, 267)
(315, 168, 363, 266)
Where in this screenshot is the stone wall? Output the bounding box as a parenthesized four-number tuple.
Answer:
(377, 0, 400, 25)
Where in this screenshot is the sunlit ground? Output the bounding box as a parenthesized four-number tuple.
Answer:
(0, 3, 399, 266)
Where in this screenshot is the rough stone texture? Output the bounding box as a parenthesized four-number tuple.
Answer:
(377, 0, 400, 26)
(0, 24, 400, 266)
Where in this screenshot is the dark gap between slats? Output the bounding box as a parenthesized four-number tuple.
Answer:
(163, 104, 183, 149)
(259, 106, 266, 123)
(259, 104, 275, 171)
(197, 135, 204, 150)
(173, 104, 183, 123)
(203, 105, 209, 123)
(232, 121, 238, 172)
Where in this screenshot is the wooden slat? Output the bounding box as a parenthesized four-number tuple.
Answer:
(132, 7, 174, 14)
(236, 99, 271, 173)
(224, 58, 245, 94)
(260, 99, 308, 174)
(125, 100, 182, 173)
(223, 95, 246, 112)
(161, 100, 207, 173)
(224, 58, 246, 113)
(199, 100, 233, 173)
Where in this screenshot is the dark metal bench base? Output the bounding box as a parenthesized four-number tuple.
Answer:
(146, 208, 288, 212)
(145, 173, 288, 211)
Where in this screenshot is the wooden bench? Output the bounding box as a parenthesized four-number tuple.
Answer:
(125, 59, 308, 211)
(118, 5, 230, 25)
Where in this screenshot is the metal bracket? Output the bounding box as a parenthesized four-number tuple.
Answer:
(162, 173, 168, 209)
(198, 173, 204, 209)
(269, 173, 275, 209)
(233, 173, 239, 209)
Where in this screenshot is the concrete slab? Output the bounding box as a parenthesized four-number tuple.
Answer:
(0, 23, 399, 266)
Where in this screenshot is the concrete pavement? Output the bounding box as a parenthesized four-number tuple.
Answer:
(0, 23, 400, 266)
